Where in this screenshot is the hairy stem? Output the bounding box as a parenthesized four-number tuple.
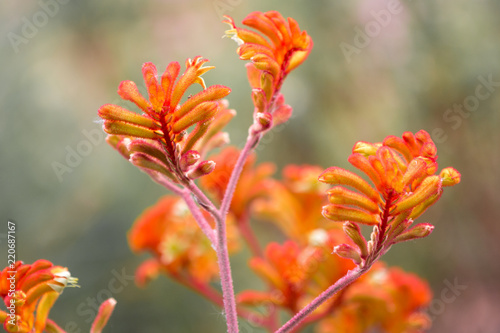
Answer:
(215, 214, 239, 333)
(180, 189, 216, 244)
(275, 266, 368, 333)
(220, 134, 261, 220)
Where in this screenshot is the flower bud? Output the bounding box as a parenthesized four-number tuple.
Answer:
(251, 88, 267, 113)
(343, 222, 368, 258)
(179, 150, 201, 172)
(90, 298, 117, 333)
(187, 160, 216, 179)
(440, 167, 461, 187)
(130, 153, 176, 181)
(392, 223, 434, 244)
(352, 141, 381, 156)
(333, 244, 362, 265)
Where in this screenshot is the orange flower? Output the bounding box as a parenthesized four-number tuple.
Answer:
(128, 196, 240, 285)
(252, 165, 329, 244)
(99, 57, 233, 183)
(318, 130, 460, 260)
(316, 264, 432, 333)
(0, 260, 78, 332)
(200, 146, 275, 220)
(224, 11, 313, 128)
(240, 230, 355, 313)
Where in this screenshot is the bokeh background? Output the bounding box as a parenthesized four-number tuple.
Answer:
(1, 0, 499, 332)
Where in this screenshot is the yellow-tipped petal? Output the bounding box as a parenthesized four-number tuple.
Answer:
(328, 186, 380, 214)
(440, 167, 461, 187)
(118, 80, 152, 111)
(98, 104, 157, 129)
(319, 167, 380, 203)
(103, 121, 159, 139)
(174, 85, 231, 120)
(172, 102, 218, 133)
(322, 204, 380, 225)
(353, 141, 381, 156)
(391, 176, 441, 215)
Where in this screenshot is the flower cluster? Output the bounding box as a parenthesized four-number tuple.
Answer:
(200, 146, 275, 221)
(0, 260, 115, 333)
(128, 195, 240, 287)
(97, 9, 461, 333)
(99, 57, 233, 184)
(253, 164, 328, 244)
(316, 263, 432, 333)
(319, 130, 461, 266)
(224, 11, 313, 132)
(235, 166, 432, 331)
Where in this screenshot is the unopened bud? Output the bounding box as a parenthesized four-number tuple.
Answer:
(187, 160, 216, 179)
(333, 244, 362, 265)
(90, 298, 117, 333)
(130, 153, 176, 181)
(179, 150, 201, 172)
(352, 141, 381, 156)
(250, 112, 273, 135)
(251, 88, 267, 113)
(343, 222, 368, 258)
(392, 223, 434, 244)
(440, 167, 461, 187)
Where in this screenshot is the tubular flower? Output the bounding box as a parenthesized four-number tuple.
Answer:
(0, 260, 78, 332)
(316, 263, 432, 333)
(224, 11, 313, 130)
(319, 130, 461, 265)
(239, 230, 355, 314)
(252, 165, 330, 245)
(200, 146, 275, 220)
(98, 57, 232, 184)
(128, 196, 240, 286)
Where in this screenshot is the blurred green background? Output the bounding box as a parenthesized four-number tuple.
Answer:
(1, 0, 499, 332)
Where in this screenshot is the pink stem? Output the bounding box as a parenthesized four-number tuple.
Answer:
(275, 266, 368, 333)
(148, 171, 184, 196)
(180, 189, 216, 245)
(220, 134, 260, 220)
(215, 211, 239, 333)
(185, 181, 219, 217)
